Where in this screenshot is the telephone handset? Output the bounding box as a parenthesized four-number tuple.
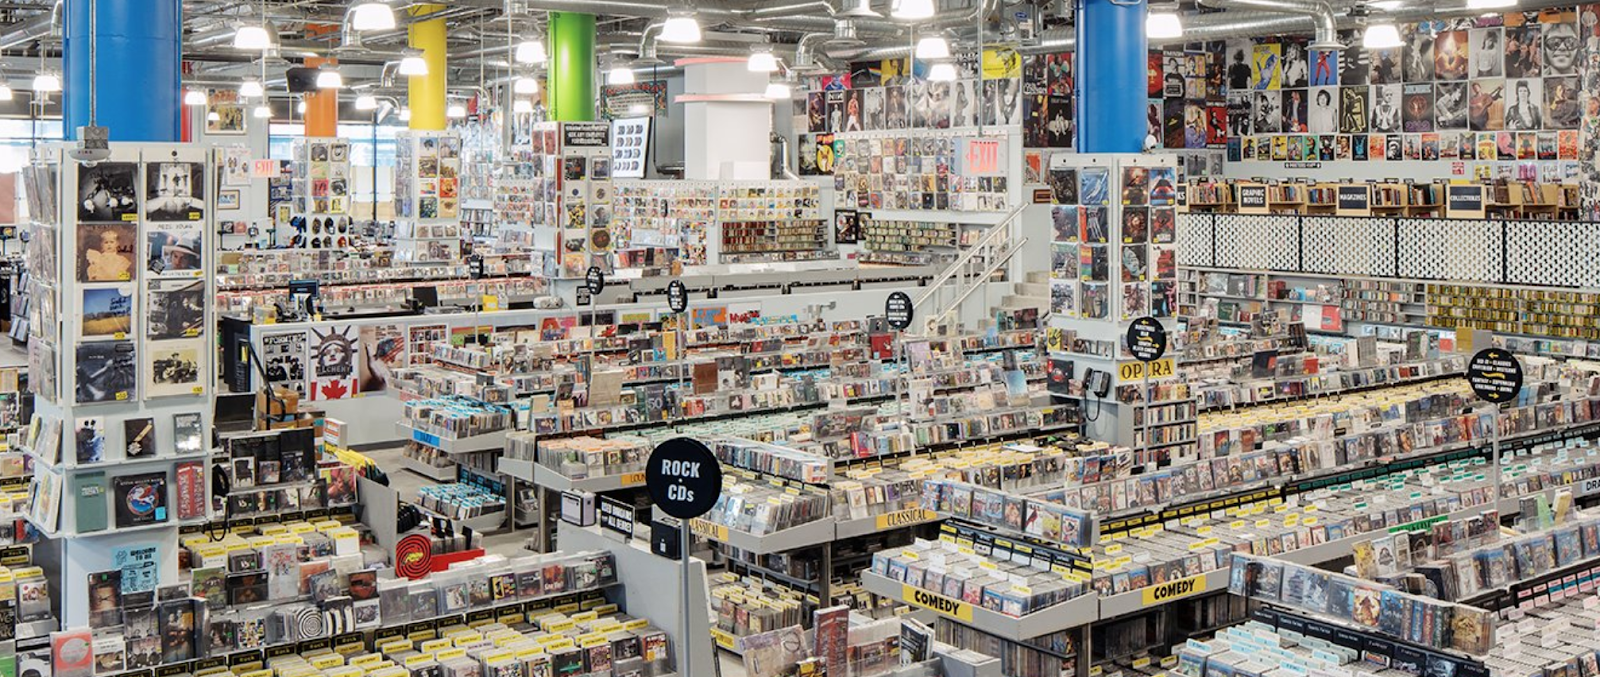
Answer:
(1084, 368, 1112, 398)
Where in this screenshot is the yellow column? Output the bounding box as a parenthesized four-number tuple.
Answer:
(407, 4, 447, 130)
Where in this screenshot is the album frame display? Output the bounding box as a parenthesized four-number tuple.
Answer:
(21, 142, 217, 629)
(392, 132, 465, 266)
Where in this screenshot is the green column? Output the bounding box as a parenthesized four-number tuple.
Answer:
(548, 11, 597, 122)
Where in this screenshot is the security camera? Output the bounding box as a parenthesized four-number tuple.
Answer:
(69, 125, 110, 165)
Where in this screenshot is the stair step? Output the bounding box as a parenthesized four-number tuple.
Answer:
(1013, 282, 1049, 297)
(1003, 295, 1048, 308)
(1025, 270, 1051, 285)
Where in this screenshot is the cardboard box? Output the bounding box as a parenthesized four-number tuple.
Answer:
(257, 387, 300, 417)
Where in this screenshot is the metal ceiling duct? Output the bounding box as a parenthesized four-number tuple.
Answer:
(1198, 0, 1340, 50)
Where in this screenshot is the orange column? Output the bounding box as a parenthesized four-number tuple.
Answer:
(304, 24, 339, 137)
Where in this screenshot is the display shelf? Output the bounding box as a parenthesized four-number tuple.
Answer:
(499, 460, 648, 493)
(687, 514, 837, 555)
(725, 557, 821, 592)
(860, 570, 1099, 640)
(392, 453, 457, 482)
(834, 508, 943, 540)
(394, 421, 509, 454)
(1096, 569, 1230, 621)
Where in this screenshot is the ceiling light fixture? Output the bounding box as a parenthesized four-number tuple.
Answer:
(928, 61, 957, 81)
(297, 99, 307, 114)
(892, 0, 935, 20)
(515, 38, 547, 64)
(513, 99, 534, 114)
(349, 2, 397, 31)
(608, 64, 636, 85)
(0, 84, 14, 102)
(1146, 10, 1184, 39)
(514, 76, 539, 94)
(1466, 0, 1516, 8)
(233, 24, 272, 50)
(838, 0, 882, 18)
(446, 103, 467, 118)
(355, 93, 378, 110)
(1362, 22, 1402, 49)
(31, 72, 59, 93)
(399, 107, 412, 121)
(748, 48, 780, 73)
(764, 81, 792, 99)
(915, 35, 950, 59)
(253, 104, 272, 118)
(660, 13, 702, 43)
(184, 89, 207, 106)
(239, 79, 264, 98)
(398, 53, 428, 76)
(316, 68, 344, 89)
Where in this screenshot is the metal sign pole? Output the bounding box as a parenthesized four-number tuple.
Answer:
(1142, 361, 1152, 465)
(680, 516, 694, 677)
(1490, 403, 1503, 507)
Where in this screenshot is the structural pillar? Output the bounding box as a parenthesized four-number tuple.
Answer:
(65, 0, 181, 141)
(1075, 0, 1148, 152)
(408, 4, 448, 131)
(304, 55, 340, 137)
(548, 11, 596, 122)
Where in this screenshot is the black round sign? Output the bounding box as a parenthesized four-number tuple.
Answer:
(1125, 317, 1168, 362)
(885, 291, 913, 330)
(585, 266, 606, 296)
(1467, 348, 1523, 404)
(667, 280, 688, 314)
(645, 437, 723, 520)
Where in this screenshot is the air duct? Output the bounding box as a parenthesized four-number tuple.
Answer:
(1197, 0, 1340, 50)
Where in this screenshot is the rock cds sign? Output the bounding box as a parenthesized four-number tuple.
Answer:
(645, 437, 722, 519)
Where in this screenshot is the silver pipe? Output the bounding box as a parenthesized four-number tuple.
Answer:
(1197, 0, 1339, 50)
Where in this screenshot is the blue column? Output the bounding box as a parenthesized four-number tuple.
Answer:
(1076, 0, 1148, 152)
(64, 0, 182, 141)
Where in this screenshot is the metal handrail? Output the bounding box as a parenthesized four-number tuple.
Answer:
(920, 235, 1029, 334)
(910, 205, 1027, 310)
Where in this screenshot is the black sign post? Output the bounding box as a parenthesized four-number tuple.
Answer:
(645, 437, 720, 677)
(885, 291, 914, 415)
(584, 265, 605, 335)
(1467, 348, 1523, 505)
(668, 280, 689, 416)
(1126, 317, 1168, 469)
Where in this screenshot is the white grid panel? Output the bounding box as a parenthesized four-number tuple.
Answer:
(1395, 219, 1503, 282)
(1300, 216, 1395, 277)
(1177, 213, 1213, 267)
(1504, 221, 1600, 289)
(1214, 214, 1298, 271)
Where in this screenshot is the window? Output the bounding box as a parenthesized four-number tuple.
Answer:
(268, 121, 406, 213)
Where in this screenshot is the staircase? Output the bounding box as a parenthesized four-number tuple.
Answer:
(909, 207, 1028, 335)
(1000, 270, 1050, 314)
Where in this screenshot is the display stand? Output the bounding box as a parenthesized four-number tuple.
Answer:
(392, 131, 464, 266)
(284, 137, 354, 249)
(558, 520, 715, 676)
(23, 143, 216, 628)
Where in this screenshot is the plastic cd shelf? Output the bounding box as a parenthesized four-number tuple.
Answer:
(1097, 568, 1231, 620)
(860, 571, 1099, 640)
(686, 515, 837, 555)
(394, 421, 509, 454)
(834, 508, 943, 540)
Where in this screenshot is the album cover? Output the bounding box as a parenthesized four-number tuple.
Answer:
(144, 339, 203, 398)
(157, 600, 195, 663)
(1505, 78, 1543, 130)
(17, 577, 50, 621)
(1402, 84, 1434, 132)
(144, 162, 205, 222)
(260, 330, 307, 395)
(1541, 21, 1579, 76)
(145, 279, 204, 340)
(145, 222, 203, 275)
(77, 162, 139, 223)
(80, 285, 132, 339)
(74, 339, 135, 404)
(173, 412, 203, 455)
(87, 570, 122, 628)
(76, 222, 137, 283)
(1080, 168, 1109, 205)
(92, 635, 125, 675)
(1370, 84, 1402, 133)
(1544, 76, 1579, 129)
(123, 417, 154, 459)
(111, 472, 167, 528)
(73, 416, 105, 464)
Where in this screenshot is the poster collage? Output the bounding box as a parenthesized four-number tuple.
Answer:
(68, 160, 209, 407)
(795, 49, 1076, 176)
(1159, 8, 1597, 180)
(1047, 161, 1181, 323)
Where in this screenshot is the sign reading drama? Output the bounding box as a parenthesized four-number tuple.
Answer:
(667, 280, 688, 314)
(1125, 317, 1168, 362)
(1237, 185, 1268, 208)
(1117, 358, 1175, 381)
(1467, 349, 1523, 404)
(562, 122, 610, 148)
(1336, 185, 1371, 212)
(645, 437, 722, 519)
(584, 266, 605, 296)
(1141, 573, 1207, 605)
(1577, 477, 1600, 498)
(885, 291, 914, 330)
(902, 584, 974, 621)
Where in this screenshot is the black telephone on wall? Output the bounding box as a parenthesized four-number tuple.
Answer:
(1084, 368, 1111, 398)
